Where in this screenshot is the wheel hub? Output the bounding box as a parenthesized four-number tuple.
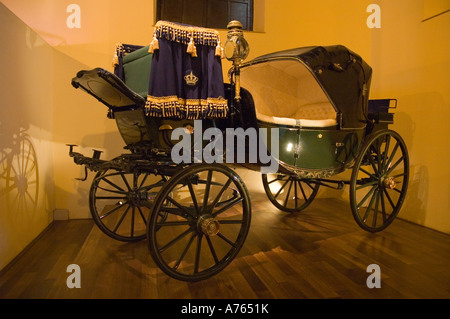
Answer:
(128, 188, 146, 206)
(198, 215, 220, 236)
(382, 176, 397, 189)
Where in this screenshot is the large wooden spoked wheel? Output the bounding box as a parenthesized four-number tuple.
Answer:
(147, 164, 251, 282)
(262, 173, 320, 213)
(89, 168, 167, 242)
(350, 130, 409, 232)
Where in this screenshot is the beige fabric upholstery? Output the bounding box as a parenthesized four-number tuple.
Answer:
(241, 59, 337, 127)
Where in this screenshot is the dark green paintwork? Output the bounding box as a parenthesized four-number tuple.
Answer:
(260, 121, 364, 171)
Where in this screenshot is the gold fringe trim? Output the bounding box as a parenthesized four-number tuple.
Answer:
(145, 95, 228, 119)
(150, 20, 224, 58)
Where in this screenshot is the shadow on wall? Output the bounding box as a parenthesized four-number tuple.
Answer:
(0, 26, 43, 217)
(394, 109, 427, 225)
(0, 20, 51, 217)
(0, 129, 39, 217)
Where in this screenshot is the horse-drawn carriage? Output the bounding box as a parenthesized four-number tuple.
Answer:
(68, 20, 409, 281)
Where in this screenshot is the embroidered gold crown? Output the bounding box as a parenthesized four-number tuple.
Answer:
(184, 71, 199, 86)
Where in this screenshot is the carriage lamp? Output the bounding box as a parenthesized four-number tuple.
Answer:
(224, 20, 249, 63)
(225, 20, 249, 101)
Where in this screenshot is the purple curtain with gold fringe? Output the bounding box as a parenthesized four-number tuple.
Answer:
(146, 21, 228, 119)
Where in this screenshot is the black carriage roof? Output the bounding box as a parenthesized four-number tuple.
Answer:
(242, 45, 373, 129)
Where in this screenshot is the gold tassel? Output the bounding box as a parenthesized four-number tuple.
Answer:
(149, 36, 159, 53)
(215, 40, 224, 59)
(187, 36, 197, 57)
(152, 36, 159, 51)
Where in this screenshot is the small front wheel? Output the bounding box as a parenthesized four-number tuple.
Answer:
(147, 164, 251, 281)
(350, 130, 409, 232)
(89, 169, 167, 242)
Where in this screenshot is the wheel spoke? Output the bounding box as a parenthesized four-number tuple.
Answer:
(303, 180, 316, 191)
(298, 180, 308, 200)
(138, 172, 150, 189)
(283, 179, 294, 207)
(194, 235, 202, 274)
(217, 232, 236, 248)
(294, 179, 298, 208)
(359, 167, 377, 179)
(386, 156, 404, 176)
(210, 177, 233, 210)
(212, 196, 243, 218)
(166, 196, 196, 218)
(99, 200, 129, 219)
(357, 185, 377, 209)
(137, 206, 147, 224)
(267, 176, 281, 185)
(159, 228, 194, 253)
(173, 233, 196, 270)
(96, 185, 128, 195)
(274, 178, 290, 199)
(363, 188, 378, 223)
(367, 150, 379, 175)
(372, 190, 380, 227)
(380, 190, 387, 222)
(186, 178, 200, 215)
(375, 139, 383, 174)
(385, 141, 400, 170)
(383, 187, 396, 210)
(203, 170, 213, 212)
(381, 134, 391, 173)
(100, 177, 126, 192)
(120, 173, 132, 191)
(206, 235, 219, 263)
(113, 204, 131, 233)
(392, 172, 407, 179)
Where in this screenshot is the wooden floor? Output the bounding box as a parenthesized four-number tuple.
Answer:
(1, 194, 449, 299)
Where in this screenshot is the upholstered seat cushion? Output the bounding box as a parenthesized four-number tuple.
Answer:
(122, 45, 152, 98)
(241, 59, 338, 128)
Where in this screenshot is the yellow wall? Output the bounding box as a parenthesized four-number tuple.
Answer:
(0, 0, 449, 271)
(0, 3, 54, 270)
(369, 0, 450, 232)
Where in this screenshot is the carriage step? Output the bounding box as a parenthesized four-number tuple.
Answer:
(66, 144, 107, 176)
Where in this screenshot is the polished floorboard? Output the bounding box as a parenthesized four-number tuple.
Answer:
(1, 194, 449, 299)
